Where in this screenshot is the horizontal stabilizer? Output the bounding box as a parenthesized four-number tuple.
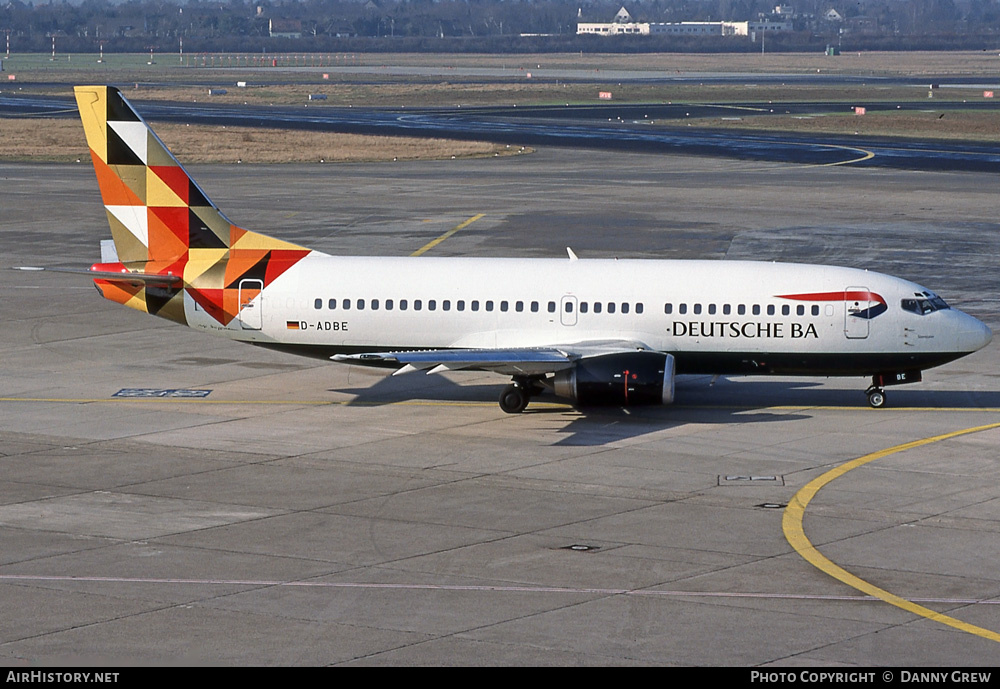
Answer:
(13, 265, 182, 286)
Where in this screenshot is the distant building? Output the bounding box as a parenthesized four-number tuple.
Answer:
(649, 22, 747, 37)
(747, 19, 794, 34)
(329, 24, 356, 38)
(577, 7, 790, 37)
(612, 6, 632, 23)
(577, 6, 645, 35)
(269, 19, 303, 39)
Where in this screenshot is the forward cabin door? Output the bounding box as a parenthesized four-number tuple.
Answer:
(844, 287, 871, 339)
(238, 279, 263, 330)
(560, 295, 578, 327)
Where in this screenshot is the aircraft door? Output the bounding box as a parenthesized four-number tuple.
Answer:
(238, 279, 263, 330)
(560, 296, 578, 326)
(844, 287, 871, 339)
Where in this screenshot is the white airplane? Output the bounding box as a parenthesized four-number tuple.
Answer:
(39, 85, 992, 413)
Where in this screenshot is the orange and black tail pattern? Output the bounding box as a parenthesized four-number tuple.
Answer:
(75, 86, 311, 327)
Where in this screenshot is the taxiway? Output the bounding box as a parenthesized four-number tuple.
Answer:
(1, 148, 999, 665)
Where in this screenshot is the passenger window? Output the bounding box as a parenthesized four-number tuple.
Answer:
(679, 304, 687, 315)
(515, 301, 523, 312)
(781, 305, 790, 316)
(414, 299, 422, 311)
(708, 304, 716, 315)
(811, 305, 819, 316)
(501, 301, 508, 312)
(608, 303, 616, 314)
(357, 299, 365, 310)
(400, 299, 408, 311)
(664, 303, 672, 314)
(329, 299, 337, 310)
(342, 299, 351, 310)
(486, 300, 494, 312)
(458, 300, 466, 312)
(443, 300, 450, 311)
(636, 303, 643, 314)
(621, 303, 629, 314)
(738, 304, 746, 316)
(565, 301, 573, 313)
(723, 304, 731, 315)
(386, 299, 393, 310)
(580, 302, 588, 314)
(428, 300, 436, 311)
(594, 302, 602, 314)
(371, 299, 379, 310)
(693, 304, 702, 315)
(314, 298, 322, 310)
(797, 305, 805, 316)
(531, 301, 539, 313)
(548, 301, 556, 313)
(767, 305, 775, 316)
(752, 305, 760, 315)
(471, 300, 479, 312)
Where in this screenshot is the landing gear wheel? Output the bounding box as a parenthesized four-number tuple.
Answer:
(866, 387, 886, 409)
(499, 384, 530, 414)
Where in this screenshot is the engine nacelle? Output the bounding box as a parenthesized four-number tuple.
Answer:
(553, 352, 675, 406)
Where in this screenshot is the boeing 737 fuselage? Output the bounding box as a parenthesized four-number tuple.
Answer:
(48, 86, 992, 413)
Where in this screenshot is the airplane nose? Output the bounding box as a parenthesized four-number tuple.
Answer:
(957, 313, 992, 353)
(976, 319, 993, 349)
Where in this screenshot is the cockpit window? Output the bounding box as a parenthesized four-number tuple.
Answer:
(901, 296, 950, 315)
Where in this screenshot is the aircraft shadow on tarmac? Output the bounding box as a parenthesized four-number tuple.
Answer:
(332, 373, 1000, 446)
(677, 377, 1000, 408)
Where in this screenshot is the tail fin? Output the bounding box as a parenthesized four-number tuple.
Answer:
(74, 85, 306, 264)
(75, 86, 310, 327)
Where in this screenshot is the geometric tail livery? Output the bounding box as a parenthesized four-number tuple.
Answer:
(73, 85, 312, 327)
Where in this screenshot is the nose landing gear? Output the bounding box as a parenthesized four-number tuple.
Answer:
(865, 371, 921, 409)
(866, 384, 886, 409)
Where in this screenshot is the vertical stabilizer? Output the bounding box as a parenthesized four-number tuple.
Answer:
(75, 85, 249, 264)
(75, 85, 311, 327)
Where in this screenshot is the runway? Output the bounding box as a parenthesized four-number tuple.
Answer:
(5, 92, 1000, 171)
(2, 149, 1000, 665)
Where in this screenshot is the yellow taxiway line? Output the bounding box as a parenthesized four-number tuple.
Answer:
(410, 214, 485, 257)
(783, 421, 1000, 643)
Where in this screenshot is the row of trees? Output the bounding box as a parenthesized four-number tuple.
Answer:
(2, 0, 999, 53)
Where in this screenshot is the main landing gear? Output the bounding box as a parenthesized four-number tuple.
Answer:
(499, 377, 544, 414)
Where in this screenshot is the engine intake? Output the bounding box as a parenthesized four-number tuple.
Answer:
(553, 352, 675, 406)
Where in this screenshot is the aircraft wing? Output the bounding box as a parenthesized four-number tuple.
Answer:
(331, 340, 653, 376)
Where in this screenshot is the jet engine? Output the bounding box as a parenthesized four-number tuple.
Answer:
(552, 352, 675, 406)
